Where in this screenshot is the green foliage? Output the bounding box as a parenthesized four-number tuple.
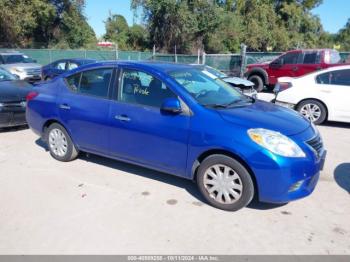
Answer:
(104, 14, 130, 49)
(337, 19, 350, 51)
(132, 0, 348, 53)
(0, 0, 96, 48)
(103, 13, 150, 51)
(1, 0, 348, 53)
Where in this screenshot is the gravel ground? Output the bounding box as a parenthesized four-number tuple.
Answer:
(0, 122, 349, 254)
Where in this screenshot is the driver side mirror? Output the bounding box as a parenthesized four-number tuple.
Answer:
(161, 98, 182, 114)
(273, 83, 280, 94)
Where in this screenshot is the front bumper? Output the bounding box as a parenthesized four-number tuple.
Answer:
(274, 100, 296, 109)
(12, 71, 42, 82)
(0, 110, 27, 128)
(0, 107, 27, 128)
(247, 127, 325, 204)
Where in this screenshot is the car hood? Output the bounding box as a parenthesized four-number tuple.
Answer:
(0, 81, 32, 102)
(247, 62, 270, 69)
(222, 77, 254, 87)
(217, 100, 310, 136)
(1, 63, 42, 70)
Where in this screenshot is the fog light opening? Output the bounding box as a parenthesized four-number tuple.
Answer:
(288, 180, 304, 192)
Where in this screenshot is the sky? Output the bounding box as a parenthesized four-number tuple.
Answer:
(85, 0, 350, 38)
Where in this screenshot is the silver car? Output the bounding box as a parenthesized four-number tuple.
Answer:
(0, 52, 42, 82)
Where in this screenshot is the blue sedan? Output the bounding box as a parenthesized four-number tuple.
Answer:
(42, 58, 96, 80)
(26, 61, 326, 211)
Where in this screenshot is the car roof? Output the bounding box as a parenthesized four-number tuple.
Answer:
(64, 60, 194, 76)
(55, 58, 96, 62)
(0, 52, 24, 56)
(286, 48, 335, 53)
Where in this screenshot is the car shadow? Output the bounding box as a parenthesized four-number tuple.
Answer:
(334, 163, 350, 194)
(0, 125, 28, 133)
(322, 121, 350, 129)
(247, 199, 287, 210)
(35, 138, 290, 211)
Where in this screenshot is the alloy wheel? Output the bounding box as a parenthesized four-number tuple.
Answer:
(300, 103, 321, 122)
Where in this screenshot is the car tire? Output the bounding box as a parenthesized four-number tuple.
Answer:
(248, 75, 264, 92)
(46, 123, 79, 162)
(196, 154, 255, 211)
(297, 99, 327, 125)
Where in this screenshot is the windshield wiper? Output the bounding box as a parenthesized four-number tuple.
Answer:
(203, 99, 241, 109)
(203, 97, 254, 109)
(202, 103, 229, 108)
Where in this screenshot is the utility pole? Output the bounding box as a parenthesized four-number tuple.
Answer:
(240, 43, 247, 78)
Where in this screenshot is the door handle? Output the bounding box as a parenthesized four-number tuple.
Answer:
(115, 115, 131, 122)
(59, 104, 71, 110)
(321, 89, 332, 94)
(292, 66, 298, 71)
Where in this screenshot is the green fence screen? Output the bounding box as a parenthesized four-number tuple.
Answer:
(1, 48, 349, 76)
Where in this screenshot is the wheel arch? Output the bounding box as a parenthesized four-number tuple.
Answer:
(247, 68, 269, 85)
(192, 149, 259, 200)
(42, 119, 77, 146)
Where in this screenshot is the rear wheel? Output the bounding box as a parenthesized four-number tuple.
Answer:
(46, 123, 79, 161)
(196, 154, 255, 211)
(297, 99, 327, 125)
(248, 75, 264, 92)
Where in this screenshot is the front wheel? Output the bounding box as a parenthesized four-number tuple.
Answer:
(196, 154, 255, 211)
(46, 123, 79, 161)
(297, 99, 327, 125)
(248, 75, 264, 92)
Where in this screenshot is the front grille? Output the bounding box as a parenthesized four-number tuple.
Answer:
(25, 68, 41, 76)
(306, 134, 323, 158)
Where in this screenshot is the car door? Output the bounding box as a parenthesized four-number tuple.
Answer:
(299, 50, 322, 75)
(108, 67, 190, 175)
(58, 67, 115, 154)
(268, 51, 302, 83)
(315, 68, 350, 122)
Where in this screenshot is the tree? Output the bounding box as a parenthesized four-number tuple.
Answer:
(0, 0, 96, 48)
(127, 25, 150, 50)
(104, 14, 130, 49)
(337, 19, 350, 52)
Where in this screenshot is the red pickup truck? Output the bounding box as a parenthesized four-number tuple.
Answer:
(245, 49, 348, 91)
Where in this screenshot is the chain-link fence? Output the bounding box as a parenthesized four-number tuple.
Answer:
(0, 48, 154, 65)
(1, 47, 349, 76)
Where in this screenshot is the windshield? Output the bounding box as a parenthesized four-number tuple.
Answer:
(1, 54, 34, 64)
(0, 69, 16, 81)
(169, 68, 249, 107)
(204, 66, 227, 79)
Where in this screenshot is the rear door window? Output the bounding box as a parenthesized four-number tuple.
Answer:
(65, 68, 113, 98)
(316, 69, 350, 86)
(302, 51, 321, 64)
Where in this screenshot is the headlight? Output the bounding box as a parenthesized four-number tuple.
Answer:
(13, 68, 24, 73)
(0, 102, 4, 107)
(248, 128, 305, 157)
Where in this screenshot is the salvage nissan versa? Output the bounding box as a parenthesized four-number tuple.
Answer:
(26, 61, 326, 211)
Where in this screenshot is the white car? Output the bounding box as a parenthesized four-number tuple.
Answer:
(274, 65, 350, 124)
